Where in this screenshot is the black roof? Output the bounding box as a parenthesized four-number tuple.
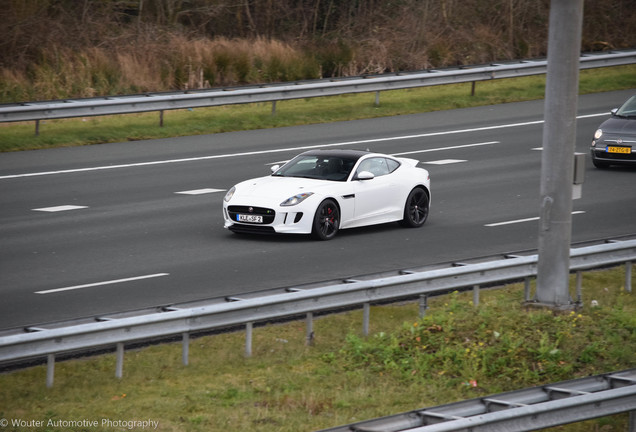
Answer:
(300, 149, 374, 160)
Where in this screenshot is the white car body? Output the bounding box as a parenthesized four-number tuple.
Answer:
(223, 149, 431, 240)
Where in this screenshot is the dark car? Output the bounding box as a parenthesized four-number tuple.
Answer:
(590, 95, 636, 168)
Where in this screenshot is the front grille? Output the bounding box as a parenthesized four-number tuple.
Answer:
(604, 152, 636, 161)
(227, 205, 276, 224)
(228, 224, 276, 234)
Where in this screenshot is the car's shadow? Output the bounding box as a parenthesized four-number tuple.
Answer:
(224, 221, 406, 243)
(593, 165, 636, 173)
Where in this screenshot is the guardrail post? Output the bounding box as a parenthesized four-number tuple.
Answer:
(627, 261, 633, 293)
(629, 410, 636, 432)
(471, 81, 476, 96)
(524, 277, 532, 302)
(374, 91, 380, 106)
(159, 110, 164, 127)
(115, 343, 124, 379)
(182, 332, 189, 366)
(35, 120, 40, 136)
(419, 294, 428, 318)
(245, 322, 253, 357)
(271, 100, 277, 116)
(473, 285, 480, 307)
(362, 303, 370, 336)
(306, 312, 314, 346)
(575, 271, 583, 304)
(46, 354, 55, 388)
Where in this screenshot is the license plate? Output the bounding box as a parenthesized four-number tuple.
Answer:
(607, 146, 631, 154)
(237, 214, 263, 223)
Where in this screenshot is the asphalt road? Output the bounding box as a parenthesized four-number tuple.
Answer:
(1, 89, 635, 329)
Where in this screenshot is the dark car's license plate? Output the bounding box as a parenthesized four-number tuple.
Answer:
(607, 146, 631, 154)
(237, 214, 263, 223)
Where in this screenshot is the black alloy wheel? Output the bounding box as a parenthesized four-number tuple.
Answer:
(401, 187, 429, 228)
(312, 199, 340, 240)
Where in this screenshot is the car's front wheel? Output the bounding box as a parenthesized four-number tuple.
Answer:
(401, 187, 429, 228)
(312, 199, 340, 240)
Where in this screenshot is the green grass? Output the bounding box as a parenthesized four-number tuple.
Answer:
(0, 267, 634, 431)
(1, 65, 635, 152)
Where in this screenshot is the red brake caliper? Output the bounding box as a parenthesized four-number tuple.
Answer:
(325, 207, 333, 225)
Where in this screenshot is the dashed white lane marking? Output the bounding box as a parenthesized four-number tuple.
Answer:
(32, 205, 88, 212)
(35, 273, 170, 294)
(175, 188, 225, 195)
(422, 159, 467, 165)
(485, 211, 586, 227)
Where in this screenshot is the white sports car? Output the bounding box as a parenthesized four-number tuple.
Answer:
(223, 149, 431, 240)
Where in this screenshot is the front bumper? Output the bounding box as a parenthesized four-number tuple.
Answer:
(590, 140, 636, 166)
(223, 202, 315, 235)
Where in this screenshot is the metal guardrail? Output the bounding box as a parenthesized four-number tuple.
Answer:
(318, 369, 636, 432)
(0, 50, 634, 123)
(0, 239, 634, 388)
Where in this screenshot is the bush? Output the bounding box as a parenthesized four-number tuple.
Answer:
(1, 0, 634, 102)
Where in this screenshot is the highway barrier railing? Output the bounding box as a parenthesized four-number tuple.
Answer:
(0, 239, 634, 388)
(0, 50, 634, 126)
(317, 369, 636, 432)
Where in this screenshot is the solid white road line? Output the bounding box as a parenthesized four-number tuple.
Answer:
(0, 112, 609, 180)
(393, 141, 498, 156)
(485, 211, 586, 227)
(35, 273, 170, 294)
(32, 205, 88, 212)
(266, 160, 290, 166)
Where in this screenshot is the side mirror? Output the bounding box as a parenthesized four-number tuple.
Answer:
(610, 108, 618, 116)
(356, 171, 375, 180)
(270, 165, 280, 173)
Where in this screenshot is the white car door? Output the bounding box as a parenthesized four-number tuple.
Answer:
(350, 157, 401, 226)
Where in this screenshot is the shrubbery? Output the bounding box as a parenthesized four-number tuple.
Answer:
(1, 0, 635, 102)
(334, 288, 636, 395)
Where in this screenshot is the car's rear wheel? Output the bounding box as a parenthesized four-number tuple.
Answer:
(312, 199, 340, 240)
(401, 187, 429, 228)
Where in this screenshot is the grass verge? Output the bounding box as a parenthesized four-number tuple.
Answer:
(1, 65, 635, 152)
(0, 267, 634, 431)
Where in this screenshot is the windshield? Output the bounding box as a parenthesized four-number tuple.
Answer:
(615, 95, 636, 118)
(272, 154, 357, 181)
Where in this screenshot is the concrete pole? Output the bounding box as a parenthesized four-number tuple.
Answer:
(535, 0, 584, 309)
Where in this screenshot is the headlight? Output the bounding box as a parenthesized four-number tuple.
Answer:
(594, 129, 603, 140)
(224, 186, 236, 203)
(280, 192, 314, 206)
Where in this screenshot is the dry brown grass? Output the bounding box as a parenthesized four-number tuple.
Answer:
(0, 0, 634, 102)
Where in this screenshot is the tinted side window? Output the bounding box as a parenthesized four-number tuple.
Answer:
(386, 158, 400, 173)
(356, 157, 389, 177)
